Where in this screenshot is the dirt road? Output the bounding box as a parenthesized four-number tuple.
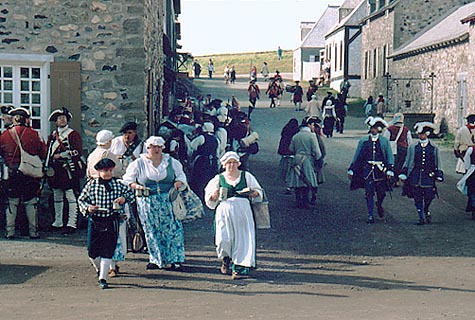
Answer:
(1, 76, 475, 320)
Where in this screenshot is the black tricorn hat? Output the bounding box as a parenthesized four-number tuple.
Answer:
(466, 114, 475, 124)
(9, 107, 31, 118)
(94, 158, 116, 171)
(48, 107, 72, 122)
(1, 105, 14, 115)
(119, 121, 138, 133)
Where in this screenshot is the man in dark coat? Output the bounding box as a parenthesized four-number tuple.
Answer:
(348, 117, 394, 224)
(399, 122, 443, 225)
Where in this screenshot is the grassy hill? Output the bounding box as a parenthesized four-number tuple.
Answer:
(189, 50, 293, 76)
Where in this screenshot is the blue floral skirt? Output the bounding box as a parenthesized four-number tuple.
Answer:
(137, 194, 185, 267)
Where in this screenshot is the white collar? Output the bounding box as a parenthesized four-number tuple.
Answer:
(370, 134, 379, 142)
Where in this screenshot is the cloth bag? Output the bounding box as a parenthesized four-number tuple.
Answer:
(456, 158, 466, 174)
(10, 128, 43, 178)
(251, 189, 271, 229)
(170, 184, 204, 222)
(390, 127, 403, 155)
(171, 190, 187, 220)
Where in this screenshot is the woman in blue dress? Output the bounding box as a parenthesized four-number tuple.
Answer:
(123, 136, 187, 270)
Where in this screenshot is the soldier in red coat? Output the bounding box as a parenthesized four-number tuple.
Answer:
(0, 107, 46, 239)
(46, 107, 84, 234)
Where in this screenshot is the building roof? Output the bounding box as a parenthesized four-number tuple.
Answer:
(299, 5, 339, 48)
(390, 2, 475, 59)
(325, 0, 366, 38)
(340, 0, 363, 9)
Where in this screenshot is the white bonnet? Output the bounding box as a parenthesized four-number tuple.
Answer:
(202, 122, 215, 133)
(96, 130, 114, 146)
(145, 136, 166, 148)
(220, 151, 240, 166)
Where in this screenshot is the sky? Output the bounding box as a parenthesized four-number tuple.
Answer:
(180, 0, 345, 56)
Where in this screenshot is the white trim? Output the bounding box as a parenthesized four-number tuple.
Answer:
(0, 53, 54, 63)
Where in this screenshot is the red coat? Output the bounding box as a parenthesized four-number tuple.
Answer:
(0, 126, 46, 167)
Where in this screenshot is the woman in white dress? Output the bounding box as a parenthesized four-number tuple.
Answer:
(204, 151, 263, 279)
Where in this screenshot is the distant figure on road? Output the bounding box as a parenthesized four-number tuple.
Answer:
(230, 66, 236, 84)
(277, 46, 283, 60)
(278, 118, 300, 195)
(348, 117, 394, 224)
(193, 60, 201, 78)
(261, 62, 269, 81)
(250, 65, 257, 81)
(400, 122, 443, 225)
(340, 76, 351, 102)
(247, 79, 260, 120)
(224, 65, 230, 84)
(208, 59, 214, 79)
(376, 94, 387, 118)
(292, 81, 303, 111)
(266, 78, 280, 109)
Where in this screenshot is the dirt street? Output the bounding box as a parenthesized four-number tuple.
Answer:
(1, 75, 475, 320)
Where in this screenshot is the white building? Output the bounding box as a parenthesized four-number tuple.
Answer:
(293, 5, 339, 81)
(324, 0, 366, 97)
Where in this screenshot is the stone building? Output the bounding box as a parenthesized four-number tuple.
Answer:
(293, 5, 339, 81)
(359, 0, 472, 111)
(324, 0, 365, 97)
(0, 0, 181, 152)
(388, 2, 475, 132)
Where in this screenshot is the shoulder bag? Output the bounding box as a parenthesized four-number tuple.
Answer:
(9, 128, 44, 178)
(390, 127, 403, 155)
(251, 189, 271, 229)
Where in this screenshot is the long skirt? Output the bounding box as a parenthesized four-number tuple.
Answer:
(137, 194, 185, 267)
(278, 155, 293, 187)
(215, 197, 255, 268)
(323, 117, 335, 137)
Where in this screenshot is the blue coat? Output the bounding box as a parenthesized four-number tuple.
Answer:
(349, 135, 394, 190)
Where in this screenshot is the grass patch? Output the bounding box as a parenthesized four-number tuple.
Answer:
(347, 98, 365, 118)
(188, 50, 293, 76)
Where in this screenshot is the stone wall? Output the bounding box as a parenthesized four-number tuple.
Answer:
(393, 0, 473, 49)
(0, 0, 163, 150)
(391, 41, 469, 133)
(360, 10, 394, 100)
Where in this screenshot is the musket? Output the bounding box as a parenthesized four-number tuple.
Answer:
(40, 137, 55, 192)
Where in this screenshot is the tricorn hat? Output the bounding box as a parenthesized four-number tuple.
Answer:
(48, 107, 72, 122)
(365, 116, 388, 131)
(414, 122, 436, 135)
(466, 114, 475, 124)
(9, 107, 31, 118)
(1, 105, 14, 115)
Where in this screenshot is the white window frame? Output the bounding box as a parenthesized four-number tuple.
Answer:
(0, 53, 53, 139)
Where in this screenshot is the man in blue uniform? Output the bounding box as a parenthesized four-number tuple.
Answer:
(399, 122, 443, 225)
(348, 117, 394, 224)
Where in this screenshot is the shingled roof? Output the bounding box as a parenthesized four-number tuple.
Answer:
(299, 5, 339, 48)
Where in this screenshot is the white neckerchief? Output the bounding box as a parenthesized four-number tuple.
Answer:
(419, 139, 429, 147)
(50, 125, 73, 154)
(370, 133, 379, 142)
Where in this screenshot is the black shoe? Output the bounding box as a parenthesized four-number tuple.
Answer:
(417, 219, 425, 225)
(367, 216, 375, 224)
(425, 212, 431, 224)
(29, 235, 40, 240)
(98, 279, 108, 289)
(146, 263, 159, 270)
(5, 235, 15, 240)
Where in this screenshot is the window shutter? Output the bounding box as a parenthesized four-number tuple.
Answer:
(50, 61, 81, 132)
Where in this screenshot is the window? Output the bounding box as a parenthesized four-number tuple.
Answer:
(340, 41, 343, 71)
(364, 51, 368, 80)
(334, 44, 338, 70)
(382, 45, 387, 76)
(0, 54, 53, 137)
(373, 48, 377, 78)
(368, 0, 377, 13)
